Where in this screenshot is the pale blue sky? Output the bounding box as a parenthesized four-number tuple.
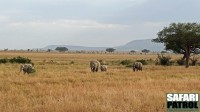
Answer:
(0, 0, 199, 49)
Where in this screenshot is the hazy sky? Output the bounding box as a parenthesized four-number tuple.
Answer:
(0, 0, 199, 49)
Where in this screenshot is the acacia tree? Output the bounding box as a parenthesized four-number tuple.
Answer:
(152, 23, 200, 68)
(106, 48, 115, 53)
(55, 47, 68, 52)
(130, 50, 136, 54)
(47, 49, 51, 52)
(141, 49, 150, 54)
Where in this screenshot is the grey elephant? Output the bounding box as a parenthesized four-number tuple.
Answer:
(133, 62, 142, 71)
(90, 60, 101, 72)
(100, 65, 107, 72)
(20, 63, 35, 74)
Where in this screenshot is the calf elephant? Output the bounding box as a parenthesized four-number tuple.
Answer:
(100, 65, 107, 72)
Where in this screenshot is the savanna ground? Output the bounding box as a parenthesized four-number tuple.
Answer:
(0, 51, 199, 112)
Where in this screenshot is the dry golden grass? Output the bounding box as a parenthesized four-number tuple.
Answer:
(0, 52, 199, 112)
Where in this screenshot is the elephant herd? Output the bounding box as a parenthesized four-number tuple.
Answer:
(90, 60, 142, 72)
(19, 60, 142, 74)
(90, 60, 108, 72)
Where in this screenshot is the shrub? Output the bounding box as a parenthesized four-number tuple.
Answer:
(176, 58, 185, 65)
(120, 59, 134, 68)
(70, 61, 74, 64)
(136, 59, 148, 65)
(0, 58, 9, 64)
(176, 56, 199, 66)
(120, 59, 132, 65)
(0, 56, 32, 64)
(156, 54, 172, 66)
(9, 56, 32, 64)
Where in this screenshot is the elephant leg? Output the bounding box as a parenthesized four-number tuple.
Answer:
(96, 68, 98, 72)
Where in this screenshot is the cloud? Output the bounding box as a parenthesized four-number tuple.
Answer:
(0, 15, 10, 22)
(0, 19, 131, 49)
(0, 0, 199, 49)
(142, 22, 169, 29)
(8, 19, 128, 29)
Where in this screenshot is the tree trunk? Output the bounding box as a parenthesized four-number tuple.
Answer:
(185, 55, 189, 68)
(185, 47, 190, 68)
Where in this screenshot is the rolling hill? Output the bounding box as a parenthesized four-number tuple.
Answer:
(115, 39, 165, 51)
(43, 39, 165, 51)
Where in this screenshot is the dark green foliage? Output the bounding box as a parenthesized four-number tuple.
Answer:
(176, 58, 185, 65)
(55, 47, 68, 52)
(10, 56, 31, 64)
(136, 59, 148, 65)
(141, 49, 150, 54)
(0, 56, 32, 64)
(156, 54, 172, 66)
(0, 58, 9, 64)
(106, 48, 115, 53)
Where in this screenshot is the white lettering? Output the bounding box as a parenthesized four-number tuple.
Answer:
(167, 93, 199, 101)
(183, 94, 189, 101)
(173, 94, 179, 101)
(196, 94, 199, 101)
(179, 94, 184, 101)
(189, 94, 195, 101)
(167, 94, 173, 101)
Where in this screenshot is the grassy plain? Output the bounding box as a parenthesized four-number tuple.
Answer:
(0, 52, 199, 112)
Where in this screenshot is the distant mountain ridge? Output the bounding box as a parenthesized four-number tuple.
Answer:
(44, 45, 107, 51)
(43, 39, 165, 51)
(115, 39, 165, 51)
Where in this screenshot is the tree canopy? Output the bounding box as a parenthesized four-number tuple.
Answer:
(106, 48, 116, 53)
(141, 49, 150, 54)
(55, 47, 68, 52)
(130, 50, 136, 54)
(152, 22, 200, 68)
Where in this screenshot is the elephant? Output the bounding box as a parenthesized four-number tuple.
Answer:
(90, 60, 101, 72)
(20, 63, 35, 74)
(133, 62, 142, 71)
(100, 65, 107, 72)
